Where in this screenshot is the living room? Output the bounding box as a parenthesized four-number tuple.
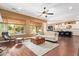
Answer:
(0, 3, 79, 56)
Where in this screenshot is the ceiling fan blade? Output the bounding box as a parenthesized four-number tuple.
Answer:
(38, 13, 43, 17)
(47, 13, 54, 15)
(46, 10, 49, 12)
(44, 7, 46, 10)
(45, 15, 47, 18)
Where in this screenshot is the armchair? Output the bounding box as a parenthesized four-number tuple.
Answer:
(1, 32, 16, 43)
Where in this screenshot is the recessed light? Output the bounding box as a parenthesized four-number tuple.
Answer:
(69, 6, 72, 10)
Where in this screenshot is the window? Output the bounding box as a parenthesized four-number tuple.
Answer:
(15, 25, 25, 35)
(36, 26, 43, 34)
(30, 25, 43, 35)
(8, 24, 15, 36)
(8, 24, 25, 36)
(30, 26, 36, 35)
(0, 23, 4, 37)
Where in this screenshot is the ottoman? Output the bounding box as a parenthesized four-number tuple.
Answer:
(31, 36, 45, 45)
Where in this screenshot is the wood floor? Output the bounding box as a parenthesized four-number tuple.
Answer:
(0, 36, 79, 56)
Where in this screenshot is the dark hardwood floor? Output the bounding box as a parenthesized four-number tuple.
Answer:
(0, 36, 79, 56)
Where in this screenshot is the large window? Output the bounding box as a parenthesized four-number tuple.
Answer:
(30, 26, 36, 35)
(15, 25, 25, 35)
(0, 22, 42, 37)
(0, 23, 4, 37)
(8, 24, 25, 36)
(36, 26, 42, 34)
(30, 25, 43, 35)
(8, 24, 15, 36)
(0, 23, 8, 37)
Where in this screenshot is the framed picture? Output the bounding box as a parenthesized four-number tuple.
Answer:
(66, 25, 72, 29)
(47, 25, 53, 31)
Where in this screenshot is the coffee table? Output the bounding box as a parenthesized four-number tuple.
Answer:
(31, 36, 45, 45)
(15, 37, 24, 43)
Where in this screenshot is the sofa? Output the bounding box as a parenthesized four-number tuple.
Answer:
(36, 32, 59, 42)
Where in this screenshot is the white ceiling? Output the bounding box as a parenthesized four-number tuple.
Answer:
(0, 3, 79, 22)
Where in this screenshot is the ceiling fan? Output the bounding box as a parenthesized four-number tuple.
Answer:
(39, 7, 54, 18)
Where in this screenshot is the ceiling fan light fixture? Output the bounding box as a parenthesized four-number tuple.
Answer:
(39, 6, 54, 18)
(44, 7, 46, 9)
(69, 6, 72, 10)
(18, 7, 22, 10)
(45, 15, 47, 18)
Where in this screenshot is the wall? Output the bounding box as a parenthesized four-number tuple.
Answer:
(43, 23, 54, 35)
(70, 23, 79, 35)
(47, 21, 79, 36)
(0, 9, 47, 37)
(58, 23, 79, 36)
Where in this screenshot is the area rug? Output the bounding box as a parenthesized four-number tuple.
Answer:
(23, 40, 59, 56)
(0, 46, 9, 56)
